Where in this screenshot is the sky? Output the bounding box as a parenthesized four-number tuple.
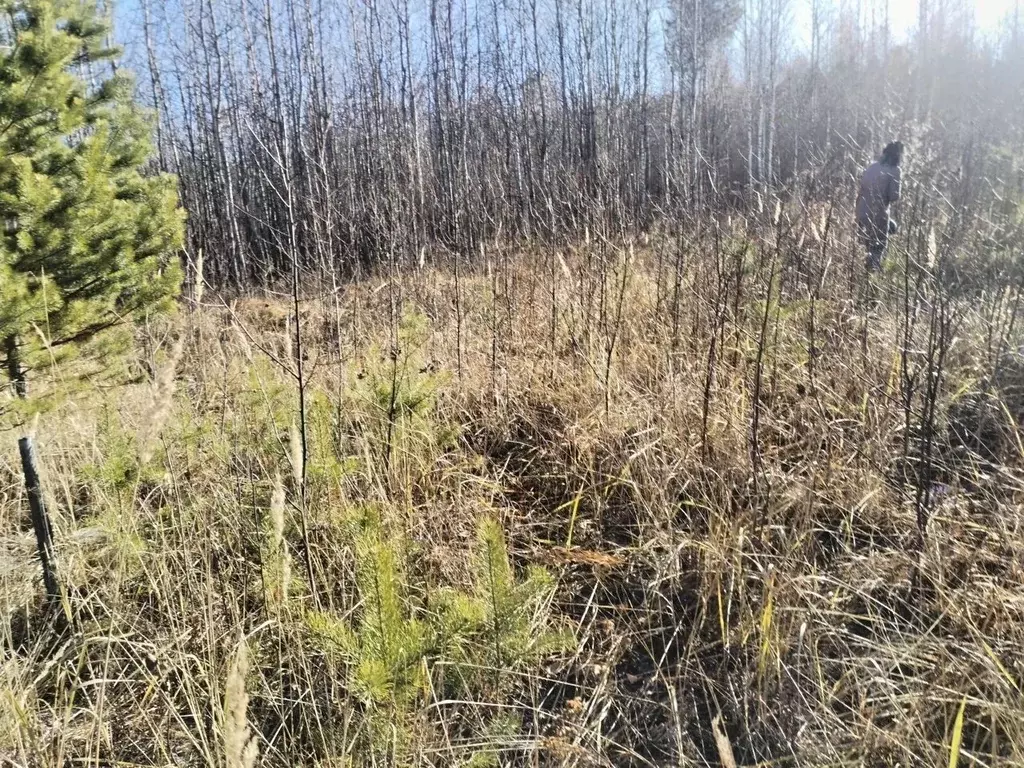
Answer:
(790, 0, 1022, 52)
(111, 0, 1022, 73)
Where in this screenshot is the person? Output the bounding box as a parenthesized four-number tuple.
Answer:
(856, 141, 903, 272)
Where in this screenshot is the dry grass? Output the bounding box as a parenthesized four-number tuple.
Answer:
(1, 229, 1023, 766)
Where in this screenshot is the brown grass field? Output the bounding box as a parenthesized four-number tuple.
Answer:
(2, 224, 1024, 766)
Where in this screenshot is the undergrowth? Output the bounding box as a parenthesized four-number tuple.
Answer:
(2, 219, 1024, 766)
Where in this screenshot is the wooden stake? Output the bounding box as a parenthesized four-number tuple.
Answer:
(19, 436, 59, 600)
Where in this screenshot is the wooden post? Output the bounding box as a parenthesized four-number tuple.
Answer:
(5, 336, 60, 601)
(18, 436, 59, 600)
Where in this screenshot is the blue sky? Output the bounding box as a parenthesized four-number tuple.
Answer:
(112, 0, 1022, 74)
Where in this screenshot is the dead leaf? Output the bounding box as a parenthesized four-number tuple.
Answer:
(712, 714, 738, 768)
(544, 546, 625, 568)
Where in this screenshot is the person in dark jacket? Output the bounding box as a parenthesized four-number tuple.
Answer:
(856, 142, 903, 272)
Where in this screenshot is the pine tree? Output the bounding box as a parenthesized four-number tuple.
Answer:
(0, 0, 184, 397)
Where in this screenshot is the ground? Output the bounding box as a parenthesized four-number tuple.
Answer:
(1, 230, 1023, 766)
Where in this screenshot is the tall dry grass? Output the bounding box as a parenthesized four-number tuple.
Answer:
(1, 213, 1023, 766)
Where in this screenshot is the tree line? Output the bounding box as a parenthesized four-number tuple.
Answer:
(125, 0, 1024, 286)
